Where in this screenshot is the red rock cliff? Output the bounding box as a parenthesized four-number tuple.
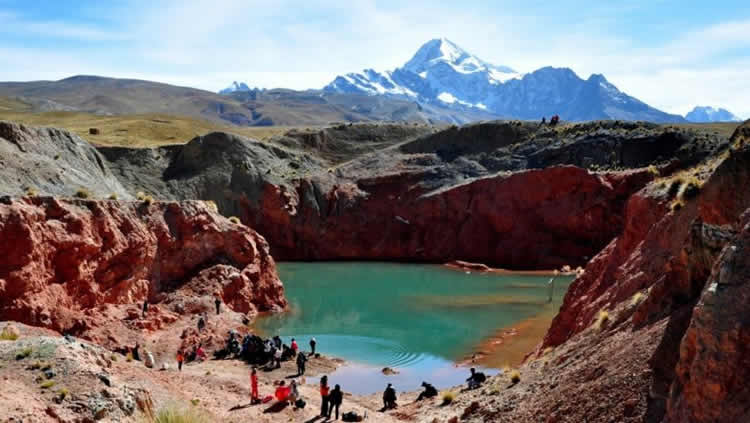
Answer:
(244, 166, 654, 270)
(0, 196, 286, 347)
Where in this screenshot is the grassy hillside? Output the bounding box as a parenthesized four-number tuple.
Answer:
(0, 107, 291, 147)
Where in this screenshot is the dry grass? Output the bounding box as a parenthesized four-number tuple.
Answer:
(74, 188, 91, 199)
(15, 347, 32, 360)
(0, 108, 289, 148)
(57, 387, 69, 400)
(143, 195, 154, 206)
(126, 352, 133, 362)
(0, 327, 19, 341)
(204, 201, 218, 213)
(108, 193, 119, 200)
(667, 122, 740, 139)
(593, 310, 610, 330)
(149, 403, 211, 423)
(630, 291, 646, 307)
(228, 216, 241, 224)
(24, 187, 38, 197)
(671, 198, 686, 212)
(40, 380, 56, 389)
(442, 391, 456, 405)
(509, 369, 521, 384)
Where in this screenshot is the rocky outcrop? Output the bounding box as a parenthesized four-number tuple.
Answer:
(0, 196, 286, 348)
(0, 121, 130, 198)
(667, 210, 750, 422)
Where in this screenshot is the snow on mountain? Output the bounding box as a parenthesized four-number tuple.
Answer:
(685, 106, 740, 123)
(219, 81, 251, 94)
(324, 38, 684, 123)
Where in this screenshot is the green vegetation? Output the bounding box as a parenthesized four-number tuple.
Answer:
(441, 391, 456, 405)
(74, 188, 91, 199)
(0, 326, 19, 341)
(29, 360, 49, 370)
(190, 399, 200, 406)
(15, 347, 32, 360)
(57, 388, 69, 400)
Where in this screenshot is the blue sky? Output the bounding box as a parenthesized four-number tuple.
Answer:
(0, 0, 748, 118)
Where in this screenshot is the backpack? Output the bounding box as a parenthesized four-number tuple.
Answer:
(342, 411, 362, 422)
(295, 399, 306, 409)
(475, 372, 486, 383)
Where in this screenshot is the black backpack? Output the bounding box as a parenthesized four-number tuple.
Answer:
(476, 372, 486, 383)
(295, 399, 306, 409)
(342, 411, 362, 422)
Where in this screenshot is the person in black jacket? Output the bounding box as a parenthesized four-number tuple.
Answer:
(296, 350, 308, 375)
(328, 384, 343, 420)
(417, 381, 438, 401)
(382, 383, 397, 410)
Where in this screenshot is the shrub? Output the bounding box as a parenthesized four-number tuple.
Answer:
(153, 403, 210, 423)
(0, 326, 19, 341)
(110, 354, 118, 362)
(228, 216, 241, 225)
(16, 347, 32, 360)
(108, 193, 119, 200)
(594, 310, 610, 330)
(442, 391, 455, 405)
(57, 388, 69, 400)
(143, 195, 154, 206)
(671, 199, 685, 212)
(204, 201, 218, 213)
(509, 369, 521, 384)
(190, 399, 200, 406)
(646, 165, 659, 176)
(136, 191, 146, 201)
(54, 154, 60, 160)
(126, 352, 133, 362)
(30, 361, 43, 370)
(24, 187, 37, 197)
(74, 188, 91, 199)
(40, 380, 56, 389)
(630, 292, 645, 307)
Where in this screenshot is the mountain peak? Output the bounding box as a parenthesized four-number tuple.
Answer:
(685, 106, 739, 123)
(404, 38, 515, 76)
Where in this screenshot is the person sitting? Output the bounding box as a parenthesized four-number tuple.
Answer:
(417, 381, 438, 401)
(383, 383, 397, 410)
(196, 344, 207, 362)
(275, 381, 291, 402)
(467, 368, 486, 390)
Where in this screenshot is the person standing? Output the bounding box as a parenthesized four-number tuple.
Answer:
(250, 368, 259, 404)
(296, 350, 307, 375)
(274, 346, 282, 369)
(310, 337, 317, 355)
(142, 300, 148, 317)
(383, 383, 397, 410)
(176, 349, 184, 372)
(328, 384, 343, 420)
(214, 294, 222, 315)
(320, 375, 330, 417)
(291, 338, 298, 354)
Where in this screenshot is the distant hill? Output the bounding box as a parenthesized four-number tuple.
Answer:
(323, 38, 686, 123)
(685, 106, 740, 123)
(0, 75, 486, 126)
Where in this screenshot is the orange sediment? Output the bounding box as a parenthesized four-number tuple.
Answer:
(459, 309, 558, 368)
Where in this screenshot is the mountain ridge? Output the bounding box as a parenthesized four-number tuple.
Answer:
(322, 38, 685, 123)
(685, 105, 739, 122)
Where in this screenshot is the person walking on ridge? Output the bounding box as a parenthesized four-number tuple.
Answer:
(310, 337, 317, 355)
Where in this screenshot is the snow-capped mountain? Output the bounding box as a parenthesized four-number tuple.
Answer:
(685, 106, 739, 123)
(325, 38, 684, 123)
(219, 81, 251, 94)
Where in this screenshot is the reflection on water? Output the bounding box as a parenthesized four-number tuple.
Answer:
(256, 262, 572, 393)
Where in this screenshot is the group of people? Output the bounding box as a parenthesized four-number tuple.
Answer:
(541, 114, 561, 126)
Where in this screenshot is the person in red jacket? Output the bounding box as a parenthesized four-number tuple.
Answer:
(320, 375, 330, 417)
(250, 368, 259, 404)
(176, 349, 184, 372)
(291, 338, 298, 353)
